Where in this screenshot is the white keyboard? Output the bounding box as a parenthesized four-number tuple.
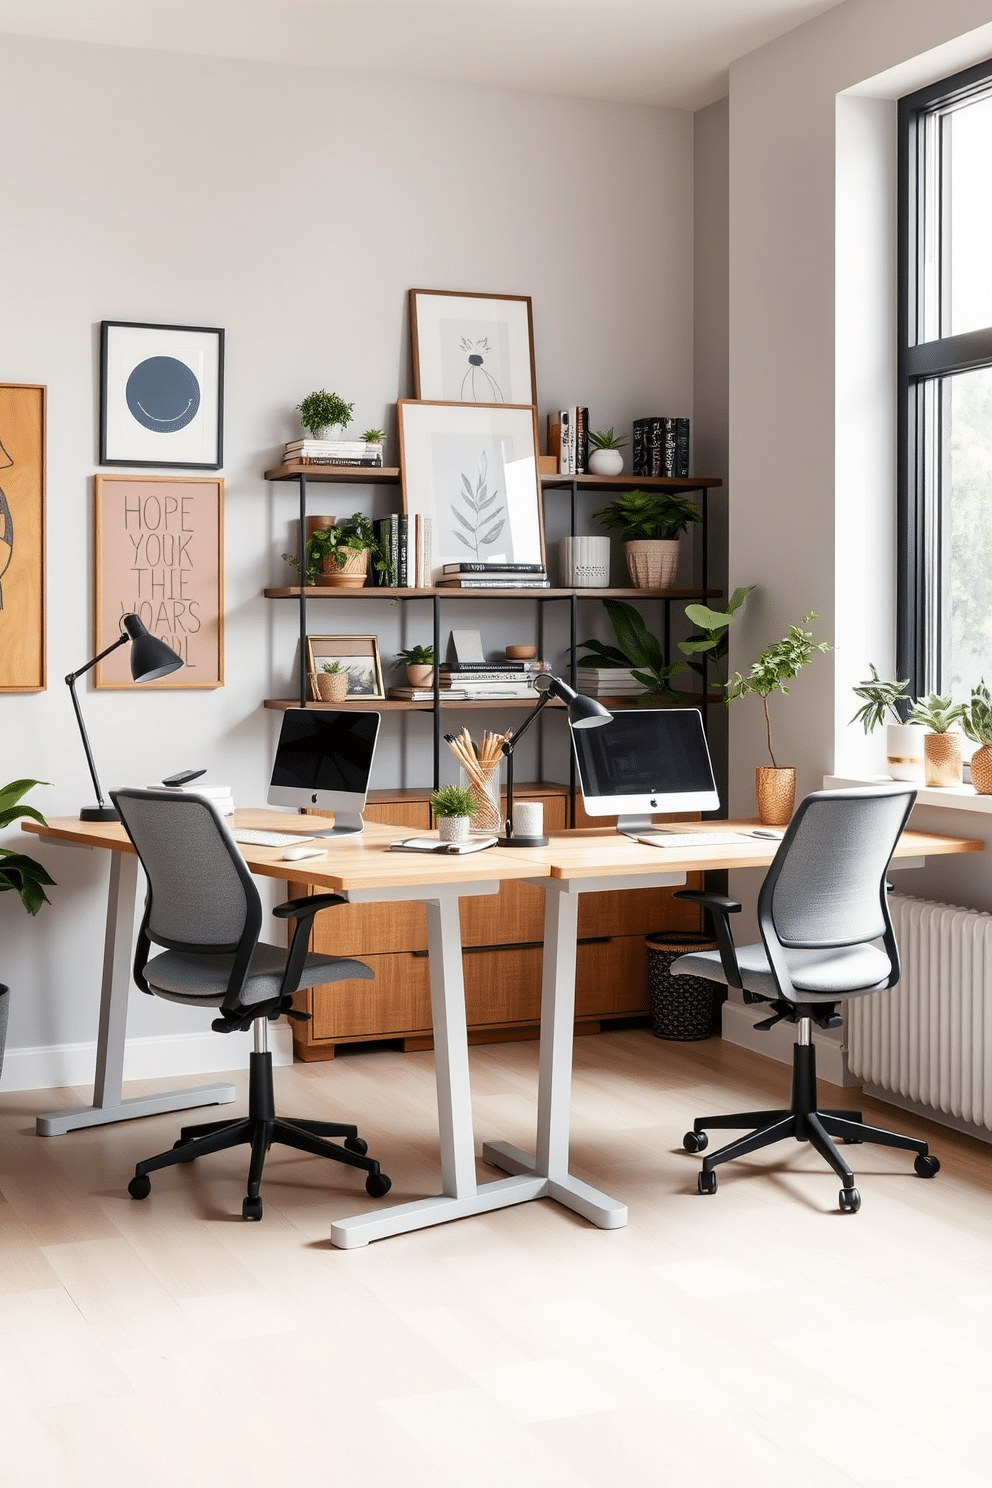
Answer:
(232, 829, 315, 848)
(637, 831, 754, 848)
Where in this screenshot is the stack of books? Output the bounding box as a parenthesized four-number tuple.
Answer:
(371, 514, 433, 588)
(284, 439, 384, 468)
(437, 562, 548, 588)
(388, 685, 468, 701)
(631, 418, 690, 478)
(438, 660, 544, 698)
(547, 408, 588, 475)
(575, 667, 644, 698)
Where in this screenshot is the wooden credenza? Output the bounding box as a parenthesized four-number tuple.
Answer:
(289, 784, 703, 1060)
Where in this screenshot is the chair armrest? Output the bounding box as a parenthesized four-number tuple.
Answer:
(273, 893, 348, 1001)
(272, 893, 347, 919)
(672, 888, 744, 992)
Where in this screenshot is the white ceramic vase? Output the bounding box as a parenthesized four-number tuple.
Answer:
(588, 448, 624, 476)
(559, 535, 611, 587)
(886, 723, 926, 782)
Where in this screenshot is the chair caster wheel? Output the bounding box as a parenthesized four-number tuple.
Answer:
(684, 1131, 708, 1154)
(365, 1171, 392, 1199)
(914, 1153, 940, 1178)
(697, 1170, 717, 1195)
(344, 1135, 368, 1156)
(839, 1186, 861, 1213)
(128, 1174, 151, 1200)
(242, 1195, 263, 1221)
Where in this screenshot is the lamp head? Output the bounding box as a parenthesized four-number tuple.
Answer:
(122, 614, 184, 682)
(534, 673, 613, 728)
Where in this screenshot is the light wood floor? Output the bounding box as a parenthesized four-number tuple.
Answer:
(2, 1029, 991, 1488)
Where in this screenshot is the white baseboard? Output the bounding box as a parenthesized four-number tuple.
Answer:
(0, 1024, 293, 1093)
(720, 1001, 856, 1087)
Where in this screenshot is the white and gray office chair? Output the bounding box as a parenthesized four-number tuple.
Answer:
(111, 787, 391, 1221)
(671, 786, 940, 1213)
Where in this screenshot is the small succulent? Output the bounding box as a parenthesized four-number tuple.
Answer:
(906, 693, 968, 733)
(362, 427, 385, 444)
(397, 644, 435, 666)
(588, 428, 628, 451)
(430, 784, 475, 818)
(320, 661, 343, 675)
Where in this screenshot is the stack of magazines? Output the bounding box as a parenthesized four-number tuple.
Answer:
(436, 562, 548, 588)
(283, 439, 383, 468)
(575, 667, 644, 698)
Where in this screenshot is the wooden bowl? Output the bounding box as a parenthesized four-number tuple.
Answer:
(505, 644, 538, 660)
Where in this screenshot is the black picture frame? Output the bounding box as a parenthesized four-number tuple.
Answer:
(99, 320, 225, 470)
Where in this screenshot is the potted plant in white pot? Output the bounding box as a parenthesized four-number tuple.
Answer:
(296, 389, 354, 440)
(0, 779, 55, 1078)
(430, 784, 475, 842)
(726, 613, 833, 825)
(587, 427, 627, 477)
(907, 692, 969, 787)
(850, 664, 924, 780)
(593, 488, 701, 590)
(965, 679, 992, 794)
(397, 643, 435, 688)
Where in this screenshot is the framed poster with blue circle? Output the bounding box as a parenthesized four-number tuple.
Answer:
(100, 321, 224, 469)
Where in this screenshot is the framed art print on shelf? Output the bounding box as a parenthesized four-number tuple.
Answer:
(100, 320, 224, 469)
(0, 383, 45, 692)
(397, 400, 544, 585)
(409, 289, 536, 406)
(94, 473, 224, 688)
(306, 635, 385, 700)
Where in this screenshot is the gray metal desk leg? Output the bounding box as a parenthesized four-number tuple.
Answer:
(36, 848, 236, 1136)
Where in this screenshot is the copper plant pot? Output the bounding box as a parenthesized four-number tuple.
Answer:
(924, 732, 962, 788)
(971, 743, 992, 795)
(755, 766, 796, 826)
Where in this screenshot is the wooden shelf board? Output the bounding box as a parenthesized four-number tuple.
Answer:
(265, 464, 401, 483)
(540, 473, 722, 491)
(264, 585, 722, 600)
(264, 695, 717, 712)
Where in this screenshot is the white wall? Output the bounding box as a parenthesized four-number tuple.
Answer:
(0, 32, 695, 1082)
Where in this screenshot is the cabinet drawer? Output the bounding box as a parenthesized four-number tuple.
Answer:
(576, 937, 650, 1018)
(577, 878, 703, 938)
(310, 951, 432, 1040)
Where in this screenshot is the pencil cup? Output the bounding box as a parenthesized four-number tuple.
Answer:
(459, 764, 502, 834)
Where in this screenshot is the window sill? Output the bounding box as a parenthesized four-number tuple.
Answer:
(825, 774, 992, 817)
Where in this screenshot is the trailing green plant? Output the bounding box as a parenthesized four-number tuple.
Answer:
(430, 784, 475, 818)
(593, 488, 701, 542)
(726, 613, 833, 768)
(850, 664, 911, 733)
(588, 428, 627, 451)
(576, 598, 683, 703)
(964, 679, 992, 746)
(397, 644, 435, 666)
(679, 586, 753, 691)
(283, 512, 392, 584)
(296, 390, 354, 437)
(906, 693, 968, 734)
(0, 779, 55, 915)
(362, 427, 385, 444)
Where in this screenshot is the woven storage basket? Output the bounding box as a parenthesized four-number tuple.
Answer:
(646, 931, 718, 1041)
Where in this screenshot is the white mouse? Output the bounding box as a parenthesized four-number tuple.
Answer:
(281, 845, 327, 861)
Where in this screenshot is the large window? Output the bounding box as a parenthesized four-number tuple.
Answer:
(899, 61, 992, 700)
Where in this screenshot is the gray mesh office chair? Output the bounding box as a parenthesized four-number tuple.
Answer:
(111, 788, 391, 1221)
(671, 786, 940, 1213)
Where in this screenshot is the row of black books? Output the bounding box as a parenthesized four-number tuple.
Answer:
(437, 562, 549, 589)
(547, 408, 588, 475)
(284, 438, 384, 468)
(371, 514, 433, 587)
(632, 418, 690, 478)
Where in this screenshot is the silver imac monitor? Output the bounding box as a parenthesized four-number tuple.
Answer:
(569, 708, 720, 836)
(267, 708, 381, 837)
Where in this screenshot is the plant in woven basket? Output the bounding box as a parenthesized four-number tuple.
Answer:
(906, 694, 967, 733)
(726, 613, 833, 768)
(576, 598, 683, 703)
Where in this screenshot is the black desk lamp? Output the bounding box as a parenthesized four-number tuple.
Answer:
(67, 614, 184, 821)
(499, 674, 612, 847)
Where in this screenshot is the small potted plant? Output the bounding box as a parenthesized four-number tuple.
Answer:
(397, 643, 435, 688)
(1, 779, 55, 1078)
(587, 428, 628, 477)
(313, 660, 349, 704)
(726, 613, 833, 824)
(362, 427, 385, 452)
(850, 664, 923, 781)
(964, 679, 992, 794)
(283, 514, 391, 588)
(296, 390, 354, 439)
(430, 784, 475, 842)
(906, 692, 969, 787)
(593, 488, 702, 590)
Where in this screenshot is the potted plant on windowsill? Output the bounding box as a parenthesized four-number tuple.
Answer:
(397, 643, 435, 689)
(296, 390, 354, 440)
(587, 428, 627, 477)
(906, 693, 969, 787)
(0, 779, 55, 1078)
(849, 664, 923, 781)
(726, 613, 833, 825)
(965, 680, 992, 794)
(430, 784, 475, 842)
(593, 488, 701, 590)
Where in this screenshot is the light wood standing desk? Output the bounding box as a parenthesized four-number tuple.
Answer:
(24, 811, 981, 1248)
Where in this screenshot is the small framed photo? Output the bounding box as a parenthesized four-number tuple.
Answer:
(306, 635, 385, 700)
(409, 289, 536, 406)
(100, 320, 224, 469)
(398, 400, 545, 584)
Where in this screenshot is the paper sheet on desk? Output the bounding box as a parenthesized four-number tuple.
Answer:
(389, 836, 497, 854)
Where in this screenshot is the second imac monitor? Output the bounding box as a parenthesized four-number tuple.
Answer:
(267, 708, 381, 837)
(570, 708, 719, 835)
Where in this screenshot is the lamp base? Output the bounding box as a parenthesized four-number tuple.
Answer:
(80, 805, 120, 822)
(497, 833, 549, 848)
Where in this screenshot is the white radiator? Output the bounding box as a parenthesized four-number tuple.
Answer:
(847, 893, 992, 1133)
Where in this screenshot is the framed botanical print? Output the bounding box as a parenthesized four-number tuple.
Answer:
(100, 320, 224, 469)
(94, 474, 224, 687)
(0, 383, 45, 691)
(306, 635, 385, 700)
(409, 289, 536, 406)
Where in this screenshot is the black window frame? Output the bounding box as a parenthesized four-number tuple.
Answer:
(898, 56, 992, 697)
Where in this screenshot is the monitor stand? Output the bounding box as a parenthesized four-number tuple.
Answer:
(310, 811, 365, 839)
(617, 813, 656, 839)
